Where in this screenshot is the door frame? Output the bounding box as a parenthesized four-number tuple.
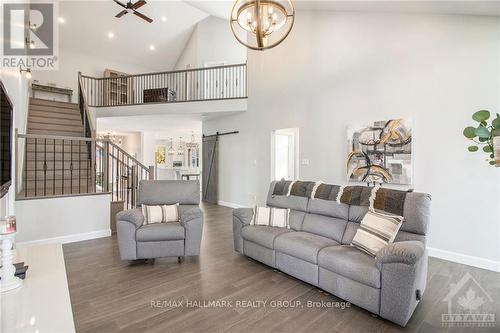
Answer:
(270, 128, 300, 182)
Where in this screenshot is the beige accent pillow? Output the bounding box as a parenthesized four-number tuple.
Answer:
(252, 206, 290, 228)
(351, 210, 403, 257)
(142, 203, 179, 225)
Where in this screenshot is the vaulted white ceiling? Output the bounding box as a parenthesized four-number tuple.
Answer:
(58, 0, 500, 74)
(184, 0, 500, 19)
(58, 0, 209, 72)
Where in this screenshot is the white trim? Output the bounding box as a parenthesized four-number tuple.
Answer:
(428, 247, 500, 273)
(16, 229, 111, 248)
(217, 200, 246, 209)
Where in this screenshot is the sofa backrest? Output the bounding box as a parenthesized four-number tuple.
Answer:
(266, 181, 431, 244)
(138, 180, 200, 206)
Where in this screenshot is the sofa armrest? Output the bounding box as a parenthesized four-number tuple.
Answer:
(116, 208, 144, 229)
(180, 207, 204, 256)
(375, 241, 425, 269)
(233, 208, 254, 225)
(376, 241, 428, 327)
(232, 208, 254, 254)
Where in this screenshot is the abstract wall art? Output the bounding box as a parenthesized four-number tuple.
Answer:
(347, 119, 413, 185)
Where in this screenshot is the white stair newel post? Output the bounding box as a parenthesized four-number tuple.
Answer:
(0, 233, 22, 292)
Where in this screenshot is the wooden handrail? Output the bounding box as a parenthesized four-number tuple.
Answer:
(78, 72, 95, 138)
(97, 141, 150, 172)
(80, 63, 247, 80)
(17, 133, 153, 206)
(79, 63, 247, 107)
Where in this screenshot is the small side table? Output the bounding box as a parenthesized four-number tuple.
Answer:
(0, 232, 22, 292)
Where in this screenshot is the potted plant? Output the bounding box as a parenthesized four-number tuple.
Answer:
(463, 110, 500, 166)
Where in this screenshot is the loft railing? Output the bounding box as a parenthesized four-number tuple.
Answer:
(16, 133, 152, 209)
(79, 63, 247, 107)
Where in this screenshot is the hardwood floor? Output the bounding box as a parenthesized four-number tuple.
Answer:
(63, 203, 500, 333)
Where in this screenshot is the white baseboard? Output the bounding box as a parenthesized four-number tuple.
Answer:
(428, 247, 500, 272)
(217, 200, 246, 209)
(16, 229, 112, 248)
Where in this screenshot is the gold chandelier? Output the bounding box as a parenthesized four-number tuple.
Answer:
(230, 0, 295, 51)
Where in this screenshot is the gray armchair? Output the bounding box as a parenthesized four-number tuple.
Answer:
(116, 180, 203, 261)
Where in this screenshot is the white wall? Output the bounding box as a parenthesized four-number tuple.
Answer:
(32, 48, 155, 103)
(174, 16, 247, 69)
(175, 28, 199, 70)
(0, 68, 30, 217)
(15, 194, 111, 244)
(203, 12, 500, 270)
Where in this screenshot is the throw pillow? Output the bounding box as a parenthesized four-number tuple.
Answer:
(253, 206, 290, 228)
(142, 203, 179, 225)
(351, 210, 403, 257)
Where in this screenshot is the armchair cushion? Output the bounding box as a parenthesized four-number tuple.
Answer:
(116, 208, 144, 229)
(136, 223, 185, 242)
(233, 208, 254, 225)
(375, 241, 425, 269)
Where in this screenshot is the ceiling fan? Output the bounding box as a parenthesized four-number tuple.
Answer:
(114, 0, 153, 23)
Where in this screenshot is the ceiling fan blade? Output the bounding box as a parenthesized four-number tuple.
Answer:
(113, 0, 128, 8)
(131, 0, 146, 10)
(115, 9, 128, 18)
(133, 10, 153, 23)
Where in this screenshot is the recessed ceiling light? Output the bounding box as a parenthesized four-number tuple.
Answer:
(161, 16, 167, 22)
(108, 32, 115, 39)
(58, 17, 65, 24)
(149, 44, 155, 51)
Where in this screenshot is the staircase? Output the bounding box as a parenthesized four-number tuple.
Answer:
(17, 80, 152, 207)
(22, 98, 93, 197)
(27, 98, 84, 137)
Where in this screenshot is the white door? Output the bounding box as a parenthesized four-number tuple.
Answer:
(271, 128, 299, 181)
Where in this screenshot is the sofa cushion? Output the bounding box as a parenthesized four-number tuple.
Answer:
(136, 222, 185, 242)
(275, 232, 338, 264)
(301, 214, 347, 243)
(241, 225, 292, 249)
(318, 245, 380, 288)
(307, 198, 349, 220)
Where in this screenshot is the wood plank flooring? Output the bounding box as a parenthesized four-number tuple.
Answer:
(63, 203, 500, 333)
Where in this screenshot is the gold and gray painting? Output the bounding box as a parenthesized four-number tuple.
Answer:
(347, 119, 412, 185)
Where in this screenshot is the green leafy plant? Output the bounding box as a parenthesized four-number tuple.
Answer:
(463, 110, 500, 166)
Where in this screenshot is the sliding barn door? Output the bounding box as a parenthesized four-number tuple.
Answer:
(202, 136, 218, 203)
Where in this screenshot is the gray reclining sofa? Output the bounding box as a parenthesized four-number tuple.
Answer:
(232, 181, 431, 327)
(116, 180, 203, 261)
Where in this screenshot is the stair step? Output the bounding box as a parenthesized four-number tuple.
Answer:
(25, 146, 90, 155)
(29, 105, 81, 116)
(29, 110, 82, 121)
(23, 169, 91, 178)
(25, 138, 91, 145)
(28, 122, 83, 132)
(28, 116, 83, 127)
(27, 129, 85, 137)
(25, 152, 91, 162)
(30, 98, 79, 110)
(24, 160, 96, 170)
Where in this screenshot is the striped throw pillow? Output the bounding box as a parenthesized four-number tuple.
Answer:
(351, 210, 403, 257)
(252, 206, 290, 228)
(142, 203, 179, 225)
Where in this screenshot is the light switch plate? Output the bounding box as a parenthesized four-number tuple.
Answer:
(301, 159, 310, 165)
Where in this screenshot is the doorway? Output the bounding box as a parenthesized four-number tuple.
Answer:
(271, 128, 299, 181)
